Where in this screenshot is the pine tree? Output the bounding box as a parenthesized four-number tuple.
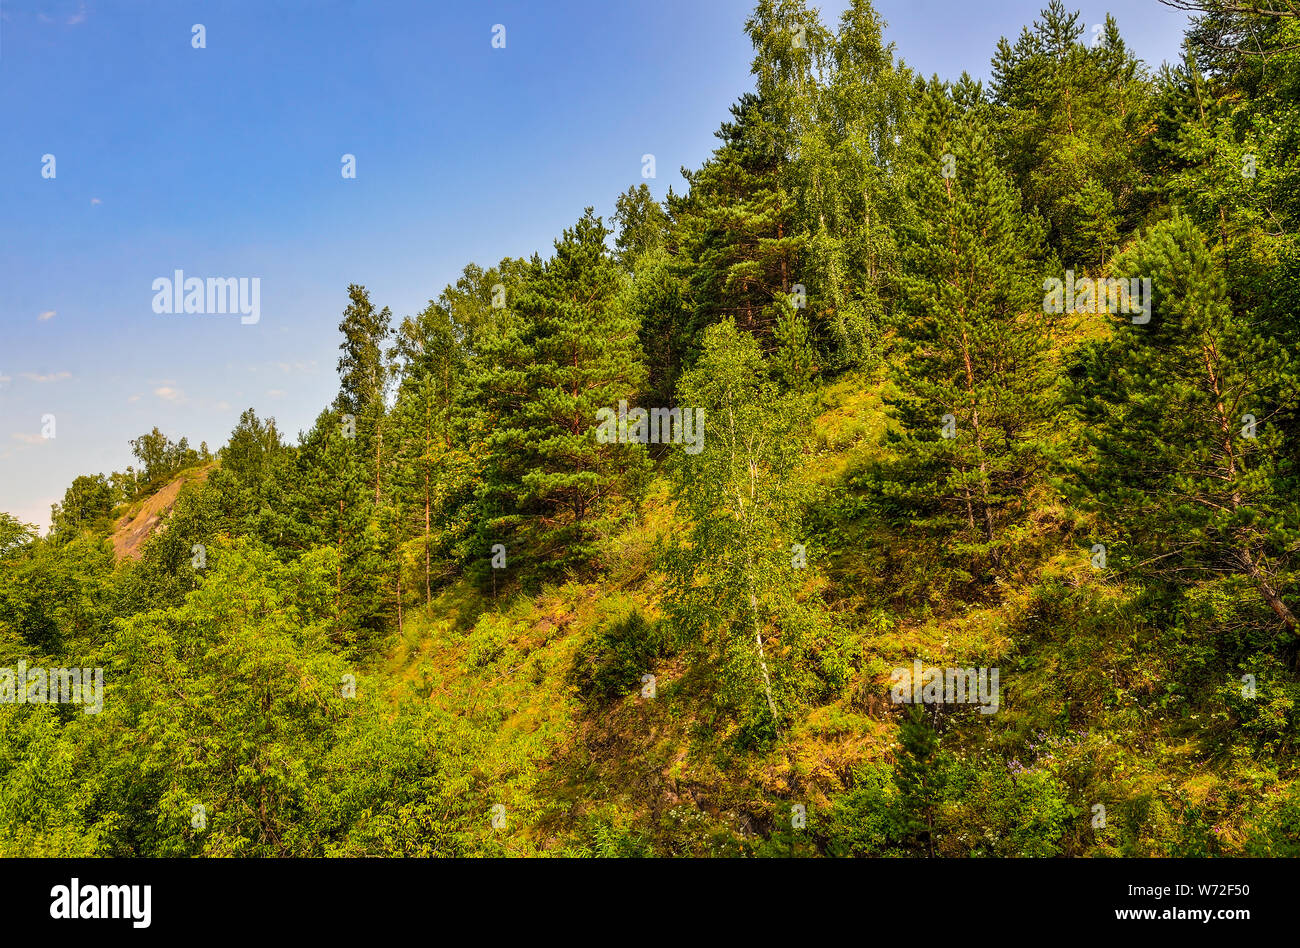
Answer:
(334, 284, 395, 506)
(267, 410, 388, 652)
(623, 247, 693, 409)
(894, 705, 943, 857)
(881, 77, 1052, 587)
(1067, 214, 1300, 632)
(335, 284, 394, 417)
(990, 3, 1151, 268)
(670, 94, 801, 350)
(466, 210, 647, 582)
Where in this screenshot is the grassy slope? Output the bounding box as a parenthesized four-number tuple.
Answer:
(357, 342, 1298, 855)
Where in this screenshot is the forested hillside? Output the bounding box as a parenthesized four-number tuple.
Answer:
(3, 0, 1300, 856)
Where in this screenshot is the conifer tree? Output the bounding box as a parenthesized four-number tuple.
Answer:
(623, 247, 693, 409)
(335, 284, 394, 417)
(990, 3, 1151, 268)
(1067, 214, 1300, 632)
(670, 94, 801, 350)
(466, 210, 647, 581)
(335, 284, 395, 506)
(882, 77, 1052, 585)
(269, 410, 387, 651)
(894, 705, 943, 857)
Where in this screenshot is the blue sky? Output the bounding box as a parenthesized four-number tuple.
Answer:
(0, 0, 1191, 530)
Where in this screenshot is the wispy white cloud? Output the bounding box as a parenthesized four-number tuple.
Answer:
(90, 197, 102, 206)
(38, 310, 56, 322)
(247, 360, 317, 375)
(20, 371, 71, 383)
(153, 386, 186, 403)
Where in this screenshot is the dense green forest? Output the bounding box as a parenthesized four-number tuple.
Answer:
(3, 0, 1300, 857)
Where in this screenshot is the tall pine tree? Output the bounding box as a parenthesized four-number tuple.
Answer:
(881, 76, 1052, 589)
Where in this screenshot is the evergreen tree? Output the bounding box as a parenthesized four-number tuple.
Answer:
(612, 183, 669, 272)
(335, 284, 394, 417)
(894, 705, 943, 857)
(881, 77, 1052, 588)
(670, 94, 801, 350)
(266, 410, 389, 651)
(990, 3, 1151, 267)
(335, 284, 395, 506)
(1067, 214, 1300, 632)
(623, 247, 693, 409)
(466, 210, 647, 582)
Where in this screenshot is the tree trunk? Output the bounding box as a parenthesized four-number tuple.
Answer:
(747, 553, 781, 735)
(424, 469, 431, 607)
(1202, 343, 1297, 630)
(960, 332, 998, 552)
(1241, 548, 1298, 630)
(424, 395, 432, 607)
(336, 499, 343, 625)
(374, 417, 383, 504)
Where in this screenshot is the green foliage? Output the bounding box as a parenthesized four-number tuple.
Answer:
(894, 705, 943, 854)
(0, 512, 38, 560)
(821, 763, 909, 856)
(664, 320, 837, 742)
(991, 2, 1152, 267)
(1067, 214, 1300, 633)
(873, 76, 1054, 594)
(613, 183, 669, 271)
(7, 0, 1300, 860)
(466, 209, 648, 584)
(128, 427, 202, 492)
(220, 408, 284, 487)
(334, 283, 394, 417)
(50, 474, 116, 539)
(572, 602, 672, 704)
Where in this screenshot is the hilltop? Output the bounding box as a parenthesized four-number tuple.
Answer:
(2, 0, 1299, 858)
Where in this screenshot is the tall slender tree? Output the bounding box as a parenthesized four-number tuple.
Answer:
(881, 77, 1052, 585)
(466, 210, 647, 582)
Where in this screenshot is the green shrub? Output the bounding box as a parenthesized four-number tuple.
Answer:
(571, 605, 672, 703)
